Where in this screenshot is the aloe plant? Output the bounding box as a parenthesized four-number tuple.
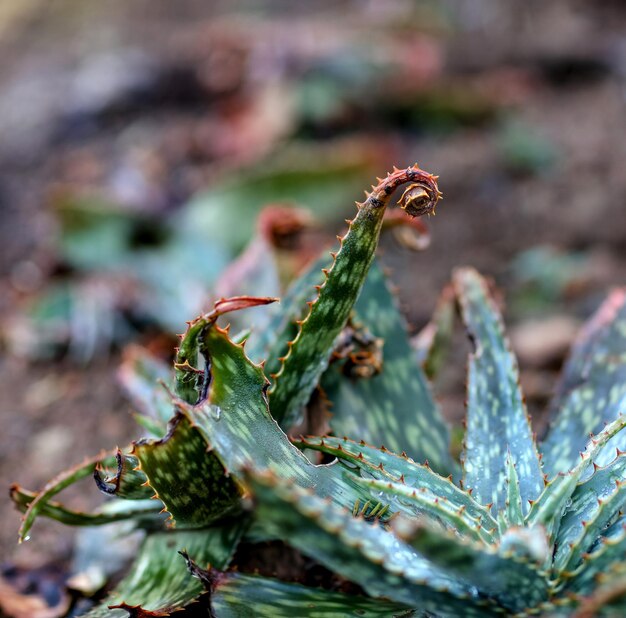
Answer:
(10, 165, 626, 616)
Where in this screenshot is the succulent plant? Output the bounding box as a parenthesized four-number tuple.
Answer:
(11, 165, 626, 617)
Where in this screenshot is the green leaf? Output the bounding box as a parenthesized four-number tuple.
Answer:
(94, 451, 154, 500)
(178, 322, 372, 511)
(294, 435, 497, 538)
(269, 166, 441, 428)
(454, 267, 543, 515)
(394, 519, 550, 613)
(502, 451, 524, 529)
(352, 476, 495, 544)
(18, 450, 117, 542)
(526, 415, 626, 547)
(567, 517, 626, 595)
(175, 318, 208, 405)
(174, 297, 278, 405)
(247, 469, 502, 617)
(541, 289, 626, 476)
(567, 561, 626, 617)
(10, 486, 161, 527)
(321, 261, 453, 475)
(85, 522, 245, 617)
(133, 414, 240, 528)
(553, 454, 626, 575)
(209, 573, 417, 617)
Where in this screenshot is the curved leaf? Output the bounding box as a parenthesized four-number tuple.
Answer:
(85, 523, 245, 617)
(352, 476, 495, 544)
(269, 166, 441, 428)
(567, 517, 626, 595)
(10, 486, 161, 527)
(526, 415, 626, 548)
(94, 451, 154, 500)
(18, 450, 116, 542)
(179, 323, 372, 510)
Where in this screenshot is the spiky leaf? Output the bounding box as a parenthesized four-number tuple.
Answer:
(269, 166, 441, 427)
(133, 414, 240, 528)
(502, 451, 524, 529)
(567, 517, 626, 595)
(94, 451, 154, 500)
(352, 475, 495, 544)
(178, 323, 371, 510)
(294, 435, 497, 539)
(394, 519, 550, 613)
(86, 522, 245, 617)
(247, 469, 502, 617)
(454, 267, 543, 515)
(554, 454, 626, 575)
(527, 415, 626, 546)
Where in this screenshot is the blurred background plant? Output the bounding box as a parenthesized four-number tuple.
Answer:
(0, 1, 625, 615)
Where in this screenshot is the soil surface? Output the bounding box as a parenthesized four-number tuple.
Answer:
(1, 0, 625, 590)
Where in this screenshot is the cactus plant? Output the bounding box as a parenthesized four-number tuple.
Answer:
(10, 165, 626, 616)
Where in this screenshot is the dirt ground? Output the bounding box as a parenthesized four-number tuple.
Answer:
(1, 0, 626, 576)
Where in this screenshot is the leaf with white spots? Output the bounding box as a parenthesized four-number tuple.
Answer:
(454, 267, 543, 516)
(541, 289, 626, 476)
(247, 469, 503, 617)
(394, 519, 550, 613)
(134, 413, 240, 528)
(321, 261, 454, 475)
(502, 452, 524, 529)
(293, 435, 497, 538)
(566, 516, 626, 596)
(177, 321, 373, 511)
(269, 166, 441, 428)
(526, 415, 626, 547)
(85, 523, 245, 617)
(352, 475, 496, 544)
(553, 454, 626, 575)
